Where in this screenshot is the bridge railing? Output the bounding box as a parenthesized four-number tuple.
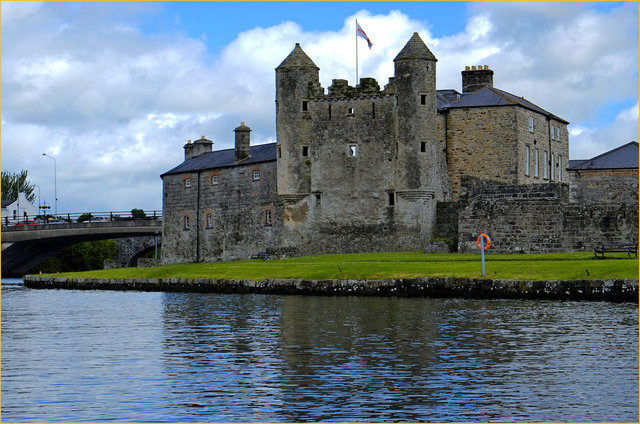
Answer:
(2, 210, 163, 228)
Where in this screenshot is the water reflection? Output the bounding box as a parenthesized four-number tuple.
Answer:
(1, 280, 637, 422)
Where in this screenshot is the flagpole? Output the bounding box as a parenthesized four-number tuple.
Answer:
(355, 20, 358, 88)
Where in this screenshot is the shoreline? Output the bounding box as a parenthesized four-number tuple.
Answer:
(23, 275, 639, 302)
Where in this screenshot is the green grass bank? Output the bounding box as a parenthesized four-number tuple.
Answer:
(44, 251, 639, 281)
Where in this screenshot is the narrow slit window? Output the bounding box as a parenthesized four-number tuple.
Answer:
(349, 144, 357, 157)
(420, 142, 426, 152)
(420, 94, 426, 105)
(315, 193, 322, 206)
(278, 146, 282, 158)
(388, 192, 395, 206)
(265, 210, 272, 226)
(302, 100, 308, 111)
(348, 107, 355, 115)
(302, 146, 309, 157)
(206, 213, 213, 228)
(372, 103, 375, 118)
(183, 216, 190, 230)
(328, 104, 332, 120)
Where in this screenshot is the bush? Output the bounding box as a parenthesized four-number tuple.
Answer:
(131, 208, 146, 219)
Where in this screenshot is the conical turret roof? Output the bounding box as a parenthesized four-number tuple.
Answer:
(276, 43, 319, 69)
(394, 32, 437, 62)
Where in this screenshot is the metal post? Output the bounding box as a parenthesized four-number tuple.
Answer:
(481, 238, 486, 277)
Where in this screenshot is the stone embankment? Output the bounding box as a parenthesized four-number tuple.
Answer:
(23, 275, 638, 302)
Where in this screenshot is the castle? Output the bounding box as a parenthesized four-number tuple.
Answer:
(160, 33, 635, 264)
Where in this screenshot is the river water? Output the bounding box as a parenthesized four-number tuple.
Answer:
(1, 278, 638, 422)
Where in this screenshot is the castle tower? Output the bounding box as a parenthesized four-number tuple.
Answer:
(275, 43, 319, 197)
(393, 32, 448, 198)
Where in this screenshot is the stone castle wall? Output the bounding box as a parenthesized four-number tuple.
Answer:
(456, 177, 638, 253)
(162, 161, 282, 264)
(569, 169, 639, 204)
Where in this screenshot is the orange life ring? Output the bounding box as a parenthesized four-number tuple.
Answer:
(477, 234, 491, 250)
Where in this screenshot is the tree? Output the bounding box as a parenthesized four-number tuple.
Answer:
(131, 208, 146, 219)
(77, 213, 93, 223)
(1, 170, 35, 203)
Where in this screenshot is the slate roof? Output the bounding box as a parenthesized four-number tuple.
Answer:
(1, 198, 16, 208)
(276, 43, 319, 69)
(568, 141, 638, 170)
(161, 143, 277, 177)
(438, 86, 569, 124)
(394, 32, 437, 62)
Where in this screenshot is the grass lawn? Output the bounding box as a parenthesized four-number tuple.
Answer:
(43, 251, 639, 281)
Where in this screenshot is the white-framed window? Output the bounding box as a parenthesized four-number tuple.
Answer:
(551, 125, 555, 140)
(349, 144, 357, 157)
(525, 145, 530, 176)
(206, 213, 213, 228)
(556, 126, 561, 141)
(252, 170, 260, 181)
(184, 178, 192, 188)
(211, 175, 218, 185)
(265, 210, 272, 226)
(529, 117, 534, 133)
(534, 148, 539, 177)
(543, 150, 549, 179)
(558, 155, 563, 181)
(183, 216, 190, 230)
(551, 153, 555, 180)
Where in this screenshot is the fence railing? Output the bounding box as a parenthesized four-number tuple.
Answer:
(2, 210, 162, 228)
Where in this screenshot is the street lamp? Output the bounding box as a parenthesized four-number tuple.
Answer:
(42, 153, 58, 216)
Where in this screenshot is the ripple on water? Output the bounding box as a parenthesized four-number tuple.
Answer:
(1, 279, 638, 422)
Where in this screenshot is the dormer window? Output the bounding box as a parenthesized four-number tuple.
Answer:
(252, 170, 260, 181)
(184, 178, 192, 188)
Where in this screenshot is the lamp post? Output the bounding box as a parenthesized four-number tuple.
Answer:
(42, 153, 58, 216)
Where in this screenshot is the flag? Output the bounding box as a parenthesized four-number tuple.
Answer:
(356, 20, 373, 49)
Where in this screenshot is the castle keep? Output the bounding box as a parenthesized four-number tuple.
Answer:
(161, 33, 634, 264)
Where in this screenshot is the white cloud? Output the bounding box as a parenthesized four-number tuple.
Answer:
(1, 2, 637, 212)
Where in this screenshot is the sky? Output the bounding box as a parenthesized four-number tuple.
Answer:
(1, 1, 638, 213)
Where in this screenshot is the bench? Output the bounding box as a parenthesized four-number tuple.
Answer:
(593, 243, 638, 259)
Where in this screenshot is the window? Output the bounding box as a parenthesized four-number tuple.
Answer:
(24, 211, 27, 219)
(328, 104, 332, 120)
(211, 175, 218, 185)
(302, 146, 309, 157)
(551, 153, 555, 180)
(558, 155, 563, 181)
(302, 100, 308, 111)
(420, 94, 426, 105)
(556, 126, 561, 141)
(12, 210, 16, 220)
(185, 178, 192, 188)
(183, 216, 190, 230)
(314, 193, 322, 206)
(278, 146, 282, 158)
(349, 144, 357, 157)
(348, 107, 355, 115)
(420, 142, 426, 153)
(543, 150, 549, 179)
(525, 145, 530, 176)
(252, 170, 260, 181)
(372, 103, 375, 118)
(551, 124, 555, 140)
(534, 148, 539, 177)
(206, 213, 213, 228)
(388, 192, 395, 206)
(265, 210, 272, 226)
(529, 117, 534, 133)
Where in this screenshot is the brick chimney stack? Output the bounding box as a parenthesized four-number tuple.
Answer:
(461, 65, 494, 93)
(234, 122, 251, 162)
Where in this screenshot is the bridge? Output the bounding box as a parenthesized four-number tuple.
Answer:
(1, 210, 162, 277)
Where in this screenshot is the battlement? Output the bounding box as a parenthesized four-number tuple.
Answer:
(308, 77, 397, 101)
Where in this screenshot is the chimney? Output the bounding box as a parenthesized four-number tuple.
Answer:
(461, 65, 494, 93)
(234, 122, 251, 161)
(184, 136, 213, 161)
